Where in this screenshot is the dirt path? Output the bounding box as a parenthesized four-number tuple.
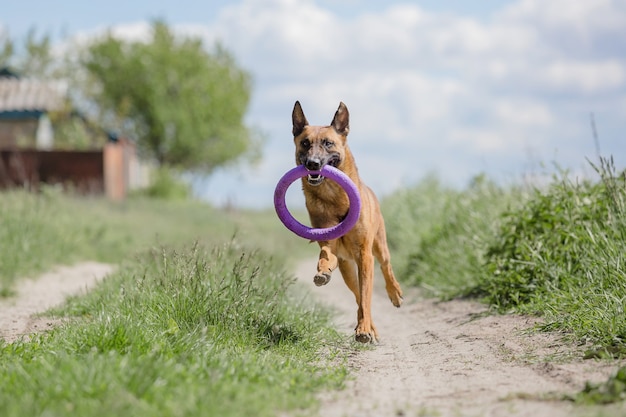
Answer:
(295, 258, 623, 417)
(0, 262, 114, 343)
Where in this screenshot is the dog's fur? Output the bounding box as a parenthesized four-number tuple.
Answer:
(292, 101, 403, 343)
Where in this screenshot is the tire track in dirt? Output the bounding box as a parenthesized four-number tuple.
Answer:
(0, 262, 114, 343)
(295, 258, 622, 417)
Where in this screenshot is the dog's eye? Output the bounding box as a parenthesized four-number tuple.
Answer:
(301, 139, 310, 148)
(322, 139, 334, 149)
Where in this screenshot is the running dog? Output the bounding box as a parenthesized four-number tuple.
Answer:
(292, 100, 403, 343)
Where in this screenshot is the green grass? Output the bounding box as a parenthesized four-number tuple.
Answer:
(474, 158, 626, 351)
(384, 158, 626, 352)
(570, 365, 626, 404)
(0, 188, 309, 295)
(4, 152, 626, 410)
(0, 188, 339, 415)
(383, 156, 626, 404)
(383, 174, 524, 298)
(0, 241, 347, 416)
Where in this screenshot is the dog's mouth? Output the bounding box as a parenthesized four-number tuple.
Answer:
(307, 173, 324, 186)
(304, 157, 340, 187)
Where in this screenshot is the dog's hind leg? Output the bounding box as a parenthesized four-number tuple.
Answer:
(374, 225, 404, 308)
(314, 242, 337, 286)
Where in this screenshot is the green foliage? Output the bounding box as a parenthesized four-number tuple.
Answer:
(137, 167, 192, 200)
(572, 366, 626, 404)
(384, 157, 626, 353)
(477, 175, 621, 309)
(0, 189, 98, 295)
(0, 28, 56, 78)
(82, 20, 259, 172)
(0, 242, 347, 417)
(472, 159, 626, 349)
(382, 175, 454, 270)
(0, 189, 309, 296)
(49, 109, 109, 150)
(383, 174, 522, 298)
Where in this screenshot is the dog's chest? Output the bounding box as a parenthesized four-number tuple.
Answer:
(305, 185, 349, 223)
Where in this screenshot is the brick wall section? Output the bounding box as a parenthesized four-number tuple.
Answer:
(0, 149, 105, 195)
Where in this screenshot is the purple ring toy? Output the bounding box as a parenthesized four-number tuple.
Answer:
(274, 165, 361, 241)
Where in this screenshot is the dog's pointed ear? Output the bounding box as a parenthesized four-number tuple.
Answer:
(331, 102, 350, 135)
(292, 101, 309, 137)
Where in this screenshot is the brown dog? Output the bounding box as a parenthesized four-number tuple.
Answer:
(292, 100, 403, 343)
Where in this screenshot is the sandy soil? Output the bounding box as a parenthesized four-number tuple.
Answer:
(295, 258, 625, 417)
(0, 262, 114, 343)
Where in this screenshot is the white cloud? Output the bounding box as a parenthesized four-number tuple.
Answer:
(541, 60, 626, 94)
(497, 0, 626, 61)
(500, 0, 626, 31)
(493, 99, 553, 129)
(61, 0, 626, 207)
(201, 0, 626, 206)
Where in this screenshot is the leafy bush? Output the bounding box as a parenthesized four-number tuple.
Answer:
(384, 157, 626, 352)
(475, 157, 626, 348)
(140, 167, 191, 200)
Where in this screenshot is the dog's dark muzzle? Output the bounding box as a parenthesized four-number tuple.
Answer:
(303, 156, 342, 186)
(304, 158, 325, 186)
(306, 172, 324, 186)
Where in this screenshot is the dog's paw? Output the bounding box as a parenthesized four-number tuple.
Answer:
(355, 323, 378, 344)
(355, 332, 372, 344)
(390, 294, 404, 308)
(386, 285, 404, 308)
(313, 272, 331, 286)
(355, 332, 378, 344)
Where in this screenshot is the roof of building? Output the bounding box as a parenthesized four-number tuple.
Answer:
(0, 69, 65, 116)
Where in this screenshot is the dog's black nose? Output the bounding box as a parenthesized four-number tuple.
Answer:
(305, 158, 322, 171)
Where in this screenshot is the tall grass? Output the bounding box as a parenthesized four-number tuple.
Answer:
(384, 157, 626, 353)
(475, 157, 626, 350)
(0, 189, 100, 295)
(0, 188, 309, 295)
(383, 174, 523, 298)
(0, 241, 347, 416)
(383, 158, 626, 403)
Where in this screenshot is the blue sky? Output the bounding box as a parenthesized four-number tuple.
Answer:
(3, 0, 626, 208)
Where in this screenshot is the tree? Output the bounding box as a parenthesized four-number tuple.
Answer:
(0, 29, 103, 149)
(0, 28, 56, 78)
(81, 20, 258, 173)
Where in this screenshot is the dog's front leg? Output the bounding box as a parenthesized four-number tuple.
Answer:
(314, 241, 337, 286)
(355, 250, 377, 343)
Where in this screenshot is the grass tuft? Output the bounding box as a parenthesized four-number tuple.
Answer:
(571, 365, 626, 404)
(0, 241, 347, 416)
